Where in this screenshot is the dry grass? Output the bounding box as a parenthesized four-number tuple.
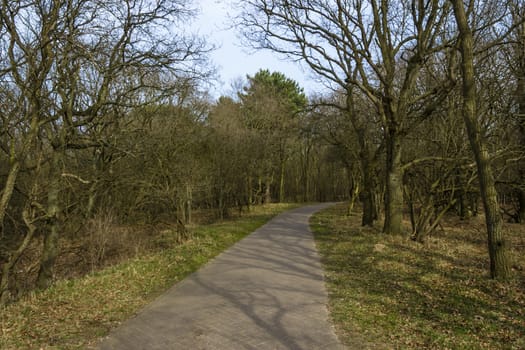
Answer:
(311, 203, 525, 349)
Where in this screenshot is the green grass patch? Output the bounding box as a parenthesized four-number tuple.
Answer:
(0, 203, 298, 350)
(311, 203, 525, 350)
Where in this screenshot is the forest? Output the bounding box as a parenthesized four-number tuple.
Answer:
(0, 0, 523, 319)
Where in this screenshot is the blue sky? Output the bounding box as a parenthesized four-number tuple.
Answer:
(195, 0, 326, 98)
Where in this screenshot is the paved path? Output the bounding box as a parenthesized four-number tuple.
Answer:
(97, 203, 343, 350)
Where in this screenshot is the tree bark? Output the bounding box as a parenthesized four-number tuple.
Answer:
(348, 177, 359, 216)
(247, 175, 253, 210)
(37, 150, 62, 289)
(360, 176, 377, 226)
(347, 91, 378, 226)
(383, 130, 404, 234)
(257, 177, 263, 204)
(457, 169, 472, 220)
(358, 144, 378, 226)
(517, 44, 525, 223)
(514, 3, 525, 223)
(518, 190, 525, 223)
(451, 0, 510, 279)
(0, 206, 37, 305)
(279, 157, 285, 203)
(0, 162, 20, 237)
(301, 141, 311, 202)
(264, 177, 272, 204)
(0, 117, 39, 236)
(217, 177, 226, 220)
(185, 183, 192, 225)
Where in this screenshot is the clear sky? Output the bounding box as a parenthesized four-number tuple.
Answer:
(194, 0, 326, 99)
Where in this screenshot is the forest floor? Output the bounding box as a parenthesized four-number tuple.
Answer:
(311, 203, 525, 349)
(0, 203, 299, 349)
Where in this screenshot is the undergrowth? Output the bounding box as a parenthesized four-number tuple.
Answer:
(311, 203, 525, 350)
(0, 203, 298, 349)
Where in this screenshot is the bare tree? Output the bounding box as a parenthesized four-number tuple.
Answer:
(510, 1, 525, 222)
(450, 0, 510, 278)
(311, 90, 382, 226)
(0, 0, 211, 293)
(238, 0, 452, 234)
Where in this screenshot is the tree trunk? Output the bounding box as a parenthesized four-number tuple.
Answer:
(37, 150, 62, 289)
(451, 0, 510, 279)
(517, 56, 525, 223)
(515, 4, 525, 223)
(359, 155, 377, 227)
(347, 171, 359, 216)
(247, 176, 253, 209)
(185, 183, 192, 225)
(86, 180, 97, 219)
(0, 206, 37, 305)
(518, 189, 525, 223)
(178, 200, 186, 225)
(302, 142, 311, 202)
(457, 169, 472, 220)
(0, 162, 20, 237)
(459, 191, 470, 220)
(279, 158, 285, 203)
(383, 132, 404, 234)
(86, 149, 104, 219)
(349, 94, 378, 226)
(406, 187, 416, 234)
(264, 177, 272, 204)
(257, 177, 263, 204)
(217, 181, 225, 220)
(361, 187, 376, 226)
